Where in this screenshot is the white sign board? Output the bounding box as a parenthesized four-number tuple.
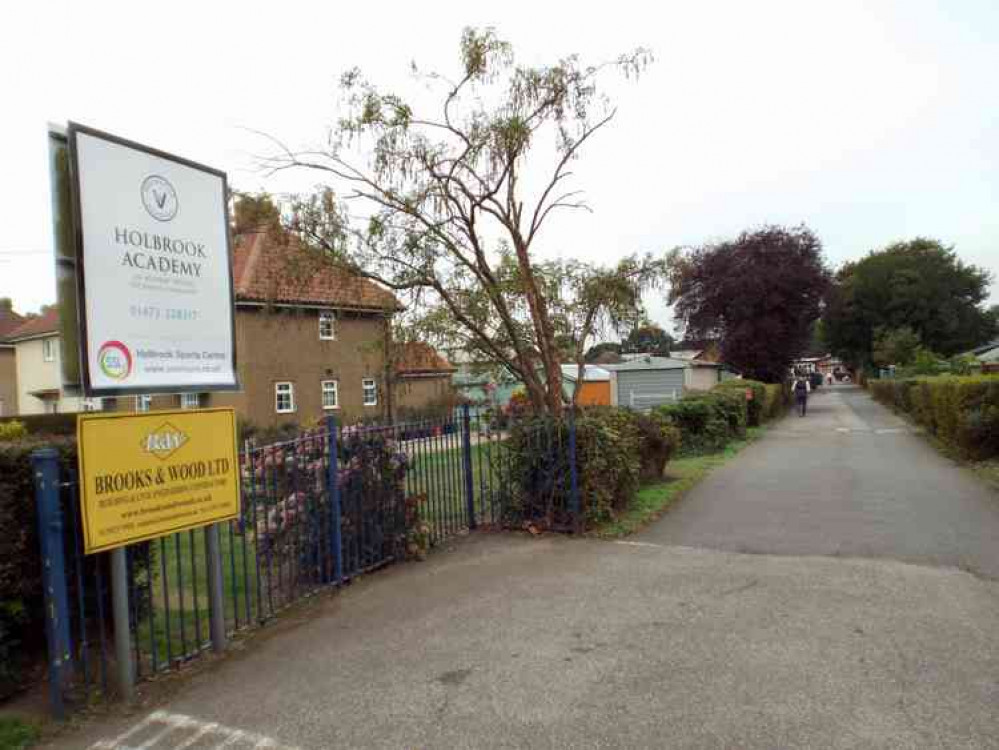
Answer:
(68, 124, 238, 395)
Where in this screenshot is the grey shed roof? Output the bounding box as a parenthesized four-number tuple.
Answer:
(603, 356, 689, 372)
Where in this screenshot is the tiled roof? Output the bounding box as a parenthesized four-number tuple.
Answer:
(6, 307, 59, 341)
(0, 305, 25, 341)
(233, 230, 401, 312)
(395, 342, 456, 375)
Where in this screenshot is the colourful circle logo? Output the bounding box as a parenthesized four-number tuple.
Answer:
(98, 341, 132, 380)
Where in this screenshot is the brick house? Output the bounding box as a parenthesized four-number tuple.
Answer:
(0, 300, 26, 416)
(100, 228, 403, 426)
(6, 230, 455, 426)
(392, 342, 458, 419)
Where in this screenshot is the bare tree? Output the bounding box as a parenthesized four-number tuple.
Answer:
(266, 27, 656, 415)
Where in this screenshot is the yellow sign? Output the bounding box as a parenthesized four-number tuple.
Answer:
(77, 408, 240, 554)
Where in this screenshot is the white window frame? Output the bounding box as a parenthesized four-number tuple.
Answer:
(321, 379, 339, 410)
(82, 398, 102, 412)
(135, 395, 152, 412)
(180, 392, 201, 410)
(362, 378, 378, 407)
(319, 310, 336, 341)
(42, 337, 56, 362)
(45, 399, 58, 414)
(275, 382, 295, 414)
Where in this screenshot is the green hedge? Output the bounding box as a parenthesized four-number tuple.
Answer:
(502, 407, 681, 527)
(655, 390, 745, 455)
(869, 375, 999, 460)
(0, 437, 76, 698)
(0, 413, 77, 436)
(714, 379, 766, 426)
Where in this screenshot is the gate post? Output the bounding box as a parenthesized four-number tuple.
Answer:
(567, 410, 582, 533)
(204, 524, 227, 653)
(326, 416, 343, 583)
(461, 404, 477, 529)
(109, 547, 135, 700)
(31, 448, 71, 719)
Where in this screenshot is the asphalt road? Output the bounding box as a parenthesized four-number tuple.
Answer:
(642, 385, 999, 578)
(45, 386, 999, 750)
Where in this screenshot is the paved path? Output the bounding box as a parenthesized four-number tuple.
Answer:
(642, 385, 999, 578)
(42, 387, 999, 749)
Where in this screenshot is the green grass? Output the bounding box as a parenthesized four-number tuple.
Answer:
(0, 718, 39, 750)
(405, 440, 506, 534)
(592, 426, 767, 538)
(135, 524, 261, 667)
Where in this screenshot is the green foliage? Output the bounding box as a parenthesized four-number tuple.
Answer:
(669, 224, 831, 383)
(872, 326, 922, 367)
(0, 413, 76, 437)
(0, 717, 40, 750)
(762, 383, 790, 421)
(0, 438, 74, 698)
(714, 379, 766, 426)
(283, 28, 654, 416)
(869, 375, 999, 460)
(655, 392, 743, 455)
(592, 427, 765, 538)
(500, 407, 681, 528)
(585, 342, 622, 364)
(823, 238, 996, 367)
(0, 421, 27, 442)
(232, 192, 282, 234)
(621, 323, 673, 356)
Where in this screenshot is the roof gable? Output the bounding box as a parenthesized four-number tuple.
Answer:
(7, 307, 59, 341)
(395, 342, 456, 375)
(233, 230, 402, 312)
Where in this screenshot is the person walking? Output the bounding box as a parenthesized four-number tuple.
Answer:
(793, 375, 811, 417)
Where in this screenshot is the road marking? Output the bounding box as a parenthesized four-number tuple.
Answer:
(613, 540, 667, 549)
(89, 710, 300, 750)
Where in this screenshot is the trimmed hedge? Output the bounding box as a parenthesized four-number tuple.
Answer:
(0, 437, 76, 698)
(655, 391, 745, 455)
(502, 407, 681, 527)
(869, 375, 999, 460)
(715, 379, 766, 426)
(0, 413, 77, 436)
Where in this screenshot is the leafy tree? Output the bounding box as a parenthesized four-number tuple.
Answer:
(232, 191, 282, 234)
(668, 225, 831, 383)
(585, 342, 622, 363)
(271, 28, 655, 415)
(871, 326, 922, 367)
(621, 323, 673, 356)
(822, 238, 995, 366)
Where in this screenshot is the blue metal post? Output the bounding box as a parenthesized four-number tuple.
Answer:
(31, 448, 70, 719)
(567, 410, 582, 532)
(326, 416, 343, 583)
(461, 404, 477, 530)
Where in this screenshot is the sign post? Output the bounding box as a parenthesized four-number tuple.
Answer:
(76, 408, 240, 554)
(67, 123, 238, 396)
(51, 122, 243, 700)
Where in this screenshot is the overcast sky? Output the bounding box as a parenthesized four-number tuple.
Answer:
(2, 0, 997, 332)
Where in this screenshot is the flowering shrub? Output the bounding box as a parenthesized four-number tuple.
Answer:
(243, 425, 424, 582)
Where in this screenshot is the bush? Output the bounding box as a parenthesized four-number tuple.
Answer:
(498, 407, 682, 528)
(655, 390, 746, 455)
(0, 437, 75, 698)
(0, 413, 77, 436)
(0, 421, 27, 442)
(0, 438, 154, 699)
(714, 379, 766, 426)
(870, 375, 999, 460)
(762, 384, 789, 421)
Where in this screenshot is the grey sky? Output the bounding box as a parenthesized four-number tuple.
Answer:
(2, 0, 997, 331)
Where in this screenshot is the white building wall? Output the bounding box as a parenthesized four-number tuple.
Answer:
(14, 336, 84, 414)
